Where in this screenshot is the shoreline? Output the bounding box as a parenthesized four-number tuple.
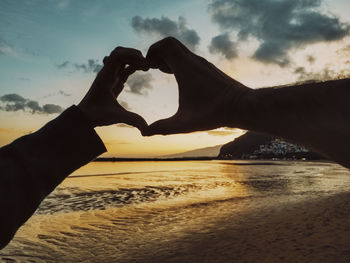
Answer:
(94, 157, 333, 163)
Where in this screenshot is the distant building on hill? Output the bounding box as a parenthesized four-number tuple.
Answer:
(219, 132, 323, 160)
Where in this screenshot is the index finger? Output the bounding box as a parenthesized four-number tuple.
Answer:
(105, 47, 148, 73)
(146, 37, 192, 74)
(97, 47, 148, 90)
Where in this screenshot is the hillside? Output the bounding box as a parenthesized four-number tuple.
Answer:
(219, 131, 323, 160)
(160, 145, 222, 158)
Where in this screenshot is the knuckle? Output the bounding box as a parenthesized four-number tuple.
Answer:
(134, 49, 142, 56)
(111, 46, 125, 56)
(147, 37, 179, 58)
(103, 56, 109, 64)
(160, 37, 179, 51)
(162, 36, 177, 45)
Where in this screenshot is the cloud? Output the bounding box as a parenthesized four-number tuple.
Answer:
(306, 55, 316, 65)
(131, 16, 200, 50)
(293, 66, 350, 81)
(337, 44, 350, 55)
(0, 38, 17, 57)
(119, 100, 130, 110)
(116, 123, 133, 128)
(40, 90, 71, 100)
(42, 104, 64, 114)
(74, 59, 102, 73)
(56, 61, 70, 69)
(209, 0, 349, 66)
(26, 100, 42, 112)
(209, 33, 237, 59)
(206, 130, 237, 136)
(126, 72, 153, 95)
(56, 59, 102, 73)
(0, 94, 26, 103)
(0, 93, 64, 114)
(57, 0, 70, 10)
(58, 90, 71, 96)
(205, 127, 241, 136)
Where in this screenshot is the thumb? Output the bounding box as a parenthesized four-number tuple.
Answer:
(118, 109, 148, 135)
(146, 37, 190, 74)
(144, 114, 186, 136)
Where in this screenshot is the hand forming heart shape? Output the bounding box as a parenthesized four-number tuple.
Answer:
(79, 37, 252, 136)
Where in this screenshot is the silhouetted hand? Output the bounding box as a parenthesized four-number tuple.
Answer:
(78, 47, 148, 132)
(144, 37, 252, 135)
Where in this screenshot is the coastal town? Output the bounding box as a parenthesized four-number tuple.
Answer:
(220, 136, 320, 160)
(242, 138, 310, 159)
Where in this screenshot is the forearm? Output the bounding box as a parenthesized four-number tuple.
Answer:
(232, 78, 350, 167)
(0, 106, 106, 249)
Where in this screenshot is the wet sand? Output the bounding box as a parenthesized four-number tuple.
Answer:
(143, 192, 350, 263)
(2, 192, 349, 263)
(1, 161, 350, 262)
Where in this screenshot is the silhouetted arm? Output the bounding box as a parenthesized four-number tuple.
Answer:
(0, 47, 149, 249)
(144, 37, 350, 168)
(234, 79, 350, 168)
(0, 106, 106, 249)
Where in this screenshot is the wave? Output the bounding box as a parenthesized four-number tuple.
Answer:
(36, 184, 202, 215)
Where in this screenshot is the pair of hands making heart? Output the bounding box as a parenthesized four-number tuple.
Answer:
(78, 37, 251, 135)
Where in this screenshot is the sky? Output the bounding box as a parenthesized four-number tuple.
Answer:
(1, 0, 350, 157)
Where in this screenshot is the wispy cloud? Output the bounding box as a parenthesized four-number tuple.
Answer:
(209, 0, 349, 66)
(293, 66, 350, 81)
(74, 59, 102, 73)
(116, 123, 133, 128)
(131, 16, 200, 50)
(58, 90, 71, 96)
(56, 61, 70, 69)
(41, 90, 71, 99)
(56, 59, 102, 73)
(0, 93, 64, 114)
(119, 100, 130, 110)
(126, 72, 153, 95)
(0, 38, 18, 57)
(56, 59, 153, 96)
(57, 0, 70, 10)
(205, 128, 241, 137)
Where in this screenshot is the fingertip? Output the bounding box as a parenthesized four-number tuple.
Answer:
(147, 120, 172, 136)
(103, 56, 109, 65)
(140, 129, 151, 137)
(141, 128, 156, 137)
(121, 110, 149, 134)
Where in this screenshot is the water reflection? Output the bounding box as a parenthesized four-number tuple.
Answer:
(1, 160, 350, 262)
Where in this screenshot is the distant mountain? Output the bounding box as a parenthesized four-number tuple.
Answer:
(219, 131, 323, 160)
(160, 145, 222, 158)
(219, 132, 271, 158)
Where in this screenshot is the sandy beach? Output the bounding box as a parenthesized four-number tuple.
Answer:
(2, 192, 350, 262)
(1, 161, 350, 262)
(140, 192, 350, 263)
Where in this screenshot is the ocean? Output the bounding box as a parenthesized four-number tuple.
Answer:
(1, 160, 350, 262)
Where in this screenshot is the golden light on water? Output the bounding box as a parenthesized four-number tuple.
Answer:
(4, 160, 350, 262)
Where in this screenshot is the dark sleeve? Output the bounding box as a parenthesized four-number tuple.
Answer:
(0, 105, 106, 249)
